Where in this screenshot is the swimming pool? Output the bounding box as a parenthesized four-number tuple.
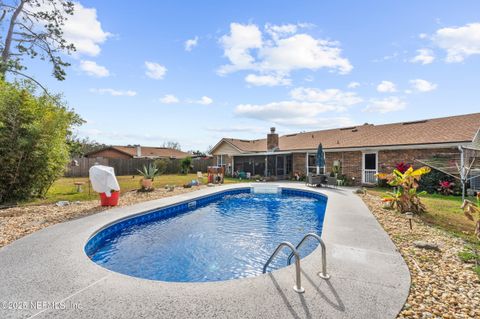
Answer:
(85, 187, 327, 282)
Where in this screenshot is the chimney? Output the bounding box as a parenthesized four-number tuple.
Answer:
(135, 145, 142, 157)
(267, 127, 279, 151)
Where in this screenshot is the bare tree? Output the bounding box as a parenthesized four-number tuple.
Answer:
(0, 0, 75, 86)
(162, 141, 182, 150)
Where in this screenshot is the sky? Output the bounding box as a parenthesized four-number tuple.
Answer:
(15, 0, 480, 151)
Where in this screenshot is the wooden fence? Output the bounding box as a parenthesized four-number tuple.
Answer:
(65, 157, 215, 177)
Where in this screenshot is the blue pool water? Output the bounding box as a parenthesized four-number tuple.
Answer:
(87, 189, 327, 282)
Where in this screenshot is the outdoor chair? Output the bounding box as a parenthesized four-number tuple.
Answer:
(326, 176, 338, 188)
(306, 173, 325, 186)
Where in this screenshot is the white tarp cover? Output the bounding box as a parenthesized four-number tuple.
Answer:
(89, 165, 120, 197)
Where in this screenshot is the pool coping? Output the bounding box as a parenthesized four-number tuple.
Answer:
(0, 183, 410, 319)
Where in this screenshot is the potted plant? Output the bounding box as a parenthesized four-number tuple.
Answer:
(137, 163, 159, 190)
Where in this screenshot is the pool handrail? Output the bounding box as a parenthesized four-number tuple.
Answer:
(287, 232, 330, 279)
(263, 241, 305, 293)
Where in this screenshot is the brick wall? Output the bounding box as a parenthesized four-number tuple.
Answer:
(292, 151, 363, 184)
(377, 147, 459, 173)
(325, 151, 363, 184)
(292, 153, 306, 174)
(231, 147, 460, 184)
(320, 148, 458, 186)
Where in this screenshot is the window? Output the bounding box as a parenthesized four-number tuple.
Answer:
(308, 154, 317, 173)
(216, 155, 224, 166)
(307, 154, 325, 174)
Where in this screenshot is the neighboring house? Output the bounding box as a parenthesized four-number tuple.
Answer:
(85, 145, 190, 159)
(210, 113, 480, 185)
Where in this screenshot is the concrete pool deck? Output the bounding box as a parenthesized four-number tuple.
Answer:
(0, 183, 410, 319)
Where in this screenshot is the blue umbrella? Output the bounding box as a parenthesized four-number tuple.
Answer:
(316, 143, 325, 168)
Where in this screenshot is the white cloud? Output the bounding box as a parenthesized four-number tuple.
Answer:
(304, 75, 314, 82)
(89, 88, 137, 96)
(245, 73, 291, 86)
(410, 48, 435, 64)
(218, 23, 352, 85)
(289, 87, 362, 108)
(259, 34, 352, 74)
(161, 95, 213, 105)
(159, 94, 180, 104)
(236, 101, 338, 123)
(79, 60, 110, 77)
(206, 126, 265, 134)
(409, 79, 437, 92)
(278, 116, 354, 127)
(197, 96, 213, 105)
(63, 2, 111, 56)
(433, 23, 480, 62)
(218, 23, 263, 74)
(234, 87, 361, 126)
(265, 23, 299, 40)
(185, 36, 199, 51)
(376, 80, 397, 93)
(145, 61, 167, 79)
(347, 81, 360, 89)
(363, 97, 406, 113)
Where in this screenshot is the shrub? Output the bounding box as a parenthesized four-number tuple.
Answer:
(0, 81, 82, 204)
(181, 156, 192, 174)
(377, 166, 431, 214)
(154, 158, 170, 175)
(419, 168, 460, 195)
(337, 174, 350, 186)
(438, 180, 454, 196)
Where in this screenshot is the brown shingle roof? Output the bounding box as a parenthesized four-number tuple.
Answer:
(220, 113, 480, 153)
(92, 146, 190, 158)
(224, 138, 267, 152)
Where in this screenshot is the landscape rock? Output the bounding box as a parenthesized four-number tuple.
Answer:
(0, 186, 207, 249)
(413, 241, 440, 251)
(55, 201, 70, 207)
(360, 193, 480, 319)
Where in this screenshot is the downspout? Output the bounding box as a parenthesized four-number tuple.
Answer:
(306, 152, 309, 175)
(458, 145, 465, 201)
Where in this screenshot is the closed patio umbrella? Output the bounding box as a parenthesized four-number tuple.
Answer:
(316, 143, 325, 174)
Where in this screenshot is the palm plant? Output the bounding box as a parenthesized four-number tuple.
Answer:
(377, 166, 431, 214)
(137, 163, 159, 180)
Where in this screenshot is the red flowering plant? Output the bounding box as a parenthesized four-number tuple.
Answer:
(438, 180, 454, 196)
(395, 162, 412, 174)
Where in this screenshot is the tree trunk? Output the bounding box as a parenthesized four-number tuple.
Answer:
(0, 0, 26, 79)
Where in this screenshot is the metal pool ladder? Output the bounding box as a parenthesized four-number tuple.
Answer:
(263, 241, 305, 293)
(287, 233, 330, 279)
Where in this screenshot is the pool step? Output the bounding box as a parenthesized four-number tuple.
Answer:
(251, 184, 280, 194)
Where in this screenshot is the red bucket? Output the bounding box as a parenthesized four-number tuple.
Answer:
(99, 191, 119, 206)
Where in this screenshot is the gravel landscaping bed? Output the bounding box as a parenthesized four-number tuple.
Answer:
(0, 186, 206, 248)
(360, 192, 480, 319)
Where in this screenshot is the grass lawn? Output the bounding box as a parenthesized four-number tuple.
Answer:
(368, 187, 479, 242)
(29, 174, 246, 205)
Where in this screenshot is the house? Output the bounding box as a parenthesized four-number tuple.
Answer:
(85, 145, 190, 160)
(210, 113, 480, 185)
